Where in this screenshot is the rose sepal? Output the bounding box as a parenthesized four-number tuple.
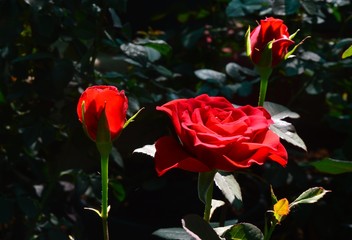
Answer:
(257, 40, 274, 68)
(284, 29, 300, 59)
(80, 101, 94, 142)
(95, 104, 113, 158)
(285, 32, 311, 60)
(123, 107, 144, 129)
(245, 26, 252, 57)
(289, 29, 300, 40)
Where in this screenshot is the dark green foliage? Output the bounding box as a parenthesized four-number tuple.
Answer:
(1, 0, 352, 239)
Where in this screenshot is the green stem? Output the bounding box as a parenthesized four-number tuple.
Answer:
(258, 76, 268, 107)
(102, 217, 109, 240)
(203, 177, 214, 222)
(263, 213, 277, 240)
(264, 222, 276, 240)
(100, 153, 110, 240)
(256, 67, 272, 107)
(198, 171, 217, 223)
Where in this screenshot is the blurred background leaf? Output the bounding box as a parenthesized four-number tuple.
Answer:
(1, 0, 352, 239)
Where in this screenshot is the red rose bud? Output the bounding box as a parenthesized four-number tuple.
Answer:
(77, 85, 128, 142)
(154, 94, 287, 176)
(246, 17, 298, 68)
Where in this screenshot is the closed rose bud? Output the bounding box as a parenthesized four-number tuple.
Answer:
(77, 85, 128, 142)
(247, 17, 296, 68)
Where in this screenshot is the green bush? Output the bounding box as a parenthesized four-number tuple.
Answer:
(1, 0, 352, 239)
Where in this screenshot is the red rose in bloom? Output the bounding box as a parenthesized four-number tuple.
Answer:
(249, 17, 294, 67)
(77, 86, 128, 141)
(154, 94, 287, 176)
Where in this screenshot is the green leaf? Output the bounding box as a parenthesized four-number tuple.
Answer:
(222, 222, 264, 240)
(194, 69, 226, 84)
(226, 0, 245, 17)
(120, 43, 148, 66)
(182, 214, 221, 240)
(198, 171, 216, 204)
(142, 40, 173, 58)
(299, 50, 322, 62)
(182, 27, 204, 49)
(226, 0, 269, 18)
(214, 171, 242, 209)
(108, 8, 122, 28)
(109, 179, 126, 202)
(197, 83, 221, 96)
(152, 227, 194, 240)
(342, 44, 352, 59)
(144, 46, 161, 62)
(210, 199, 225, 220)
(271, 0, 301, 16)
(290, 187, 330, 208)
(110, 146, 124, 168)
(264, 101, 307, 151)
(152, 64, 174, 78)
(102, 71, 125, 79)
(225, 62, 257, 80)
(133, 144, 156, 158)
(223, 81, 254, 98)
(300, 1, 325, 18)
(310, 158, 352, 174)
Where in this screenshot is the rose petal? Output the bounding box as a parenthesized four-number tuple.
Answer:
(268, 142, 288, 166)
(99, 90, 128, 139)
(154, 136, 211, 176)
(272, 38, 294, 66)
(217, 130, 287, 169)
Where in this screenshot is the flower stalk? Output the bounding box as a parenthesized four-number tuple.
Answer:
(264, 217, 277, 240)
(257, 67, 272, 107)
(95, 106, 112, 240)
(100, 152, 110, 240)
(203, 178, 214, 222)
(198, 171, 217, 223)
